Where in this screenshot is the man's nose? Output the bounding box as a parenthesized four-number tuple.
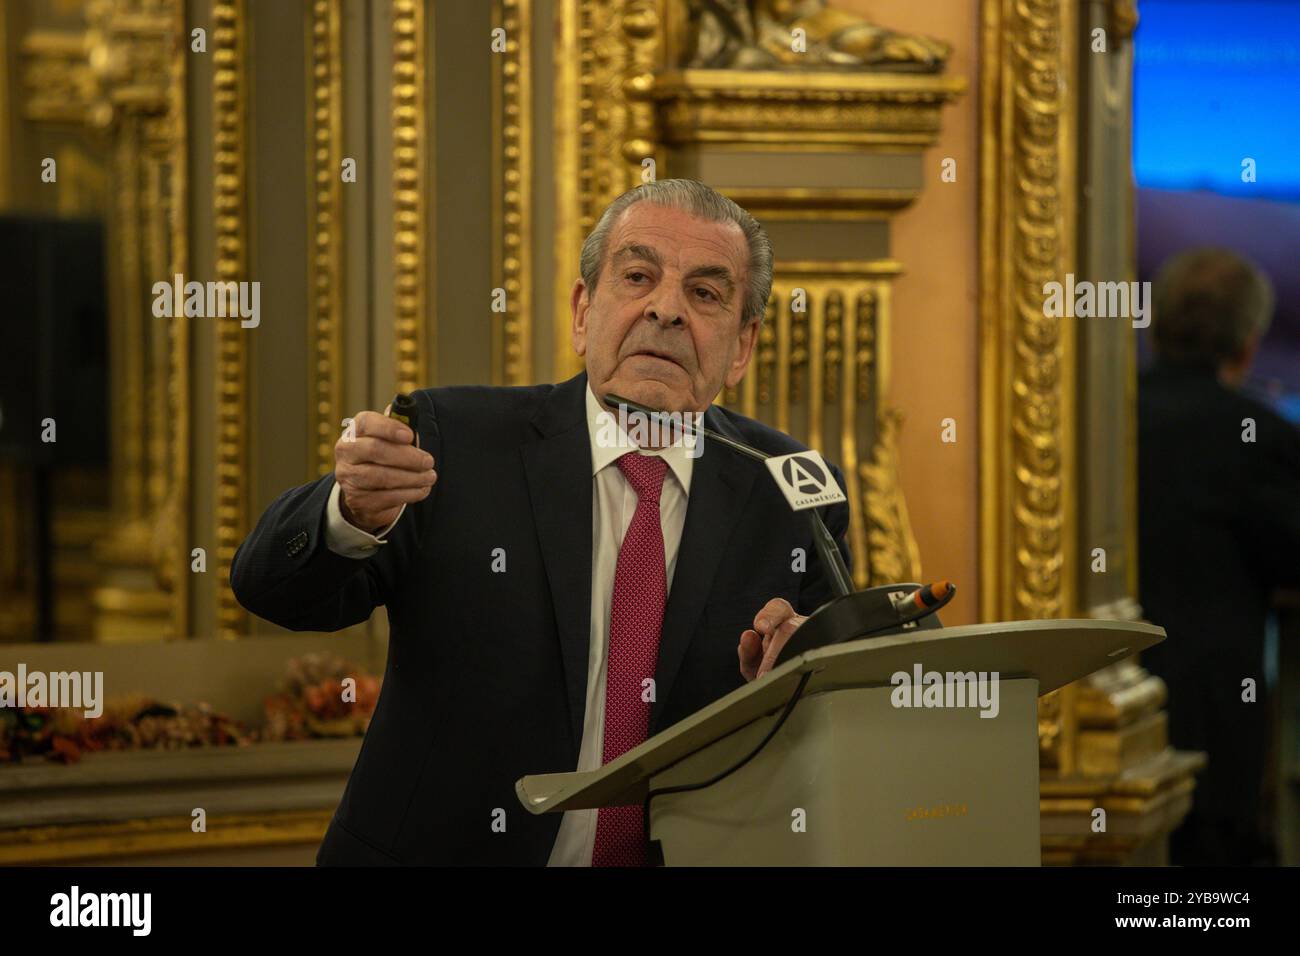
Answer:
(644, 284, 688, 326)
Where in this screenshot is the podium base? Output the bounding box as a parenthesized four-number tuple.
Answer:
(648, 679, 1042, 865)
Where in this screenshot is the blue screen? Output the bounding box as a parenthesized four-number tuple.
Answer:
(1134, 0, 1300, 199)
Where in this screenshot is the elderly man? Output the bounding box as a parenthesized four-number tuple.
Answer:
(231, 179, 849, 866)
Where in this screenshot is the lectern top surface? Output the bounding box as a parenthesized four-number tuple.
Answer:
(516, 618, 1164, 815)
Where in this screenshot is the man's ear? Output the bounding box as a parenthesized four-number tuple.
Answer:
(724, 316, 761, 389)
(570, 279, 590, 356)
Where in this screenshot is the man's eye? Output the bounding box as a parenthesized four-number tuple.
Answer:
(693, 287, 718, 302)
(626, 271, 649, 283)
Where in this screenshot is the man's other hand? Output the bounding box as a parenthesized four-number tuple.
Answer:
(334, 409, 437, 532)
(738, 598, 808, 682)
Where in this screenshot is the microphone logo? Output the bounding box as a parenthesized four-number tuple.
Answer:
(765, 450, 847, 511)
(781, 455, 827, 495)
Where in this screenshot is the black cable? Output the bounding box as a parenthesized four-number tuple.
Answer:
(641, 670, 813, 862)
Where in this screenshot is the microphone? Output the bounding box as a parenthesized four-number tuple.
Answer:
(601, 391, 954, 664)
(604, 392, 853, 598)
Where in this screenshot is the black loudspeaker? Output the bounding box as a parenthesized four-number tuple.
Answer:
(0, 215, 109, 467)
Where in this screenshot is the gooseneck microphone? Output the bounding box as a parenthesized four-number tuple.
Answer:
(601, 391, 955, 665)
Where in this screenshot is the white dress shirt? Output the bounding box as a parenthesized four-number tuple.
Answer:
(322, 385, 694, 865)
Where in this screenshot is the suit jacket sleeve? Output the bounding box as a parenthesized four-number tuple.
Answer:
(794, 461, 853, 616)
(229, 390, 438, 631)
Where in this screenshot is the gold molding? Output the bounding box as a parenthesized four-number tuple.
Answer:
(163, 0, 190, 638)
(491, 0, 533, 386)
(391, 0, 429, 394)
(0, 809, 332, 865)
(213, 0, 250, 639)
(654, 69, 966, 149)
(978, 0, 1079, 624)
(722, 186, 919, 215)
(307, 0, 344, 476)
(551, 0, 580, 380)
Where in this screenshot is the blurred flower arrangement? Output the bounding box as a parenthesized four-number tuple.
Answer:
(0, 695, 251, 764)
(261, 652, 381, 742)
(0, 653, 380, 765)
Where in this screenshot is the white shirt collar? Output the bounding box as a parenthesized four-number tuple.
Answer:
(586, 383, 695, 494)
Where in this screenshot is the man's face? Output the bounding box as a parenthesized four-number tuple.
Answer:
(571, 202, 760, 415)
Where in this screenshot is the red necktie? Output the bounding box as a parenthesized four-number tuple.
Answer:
(592, 451, 669, 867)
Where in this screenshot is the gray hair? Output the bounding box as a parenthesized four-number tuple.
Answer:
(1152, 248, 1274, 366)
(579, 179, 773, 326)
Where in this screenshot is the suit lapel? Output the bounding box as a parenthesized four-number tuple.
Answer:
(650, 405, 758, 733)
(521, 372, 592, 753)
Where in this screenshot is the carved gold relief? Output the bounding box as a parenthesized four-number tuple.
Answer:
(979, 0, 1078, 624)
(392, 0, 428, 394)
(213, 0, 249, 640)
(655, 69, 964, 148)
(678, 0, 951, 72)
(861, 406, 921, 585)
(307, 0, 344, 477)
(492, 0, 533, 386)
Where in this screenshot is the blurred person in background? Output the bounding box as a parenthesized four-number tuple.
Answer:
(1139, 247, 1300, 866)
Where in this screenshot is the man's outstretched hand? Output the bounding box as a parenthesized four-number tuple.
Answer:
(738, 598, 808, 682)
(334, 409, 437, 532)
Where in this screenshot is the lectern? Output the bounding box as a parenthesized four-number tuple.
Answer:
(516, 619, 1164, 865)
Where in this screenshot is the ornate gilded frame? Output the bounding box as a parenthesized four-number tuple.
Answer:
(213, 0, 250, 640)
(979, 0, 1080, 623)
